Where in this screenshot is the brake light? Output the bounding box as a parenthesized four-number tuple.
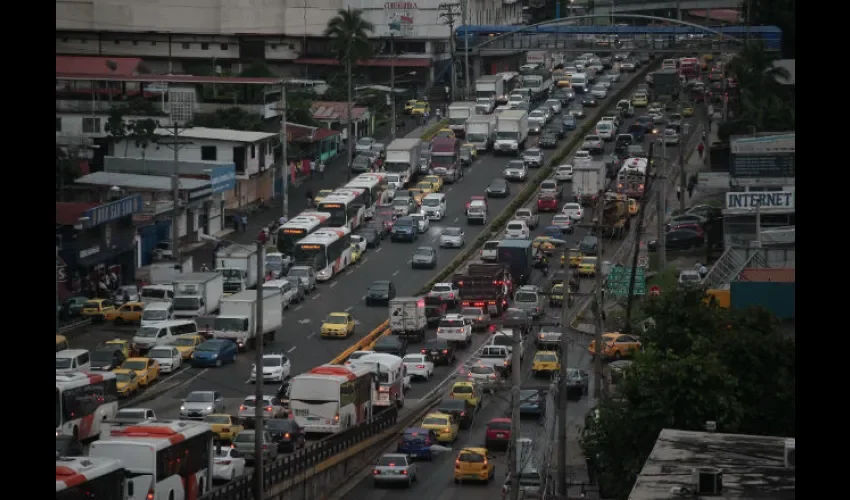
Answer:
(147, 490, 155, 500)
(373, 469, 380, 475)
(490, 374, 497, 380)
(240, 405, 247, 411)
(442, 349, 448, 354)
(460, 411, 466, 416)
(448, 293, 454, 299)
(265, 406, 273, 412)
(263, 444, 267, 450)
(334, 414, 340, 422)
(455, 460, 461, 468)
(401, 469, 409, 475)
(416, 364, 426, 369)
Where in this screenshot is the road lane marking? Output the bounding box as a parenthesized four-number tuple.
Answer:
(307, 332, 316, 339)
(288, 346, 298, 353)
(392, 270, 400, 276)
(345, 306, 354, 312)
(375, 247, 383, 253)
(298, 319, 311, 324)
(312, 293, 322, 300)
(294, 305, 303, 311)
(330, 282, 338, 288)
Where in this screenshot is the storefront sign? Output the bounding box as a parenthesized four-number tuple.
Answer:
(83, 195, 143, 228)
(210, 165, 236, 194)
(188, 187, 213, 201)
(725, 190, 795, 213)
(385, 2, 418, 36)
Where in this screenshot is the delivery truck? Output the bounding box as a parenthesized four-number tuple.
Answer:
(210, 288, 283, 350)
(447, 102, 477, 137)
(573, 160, 608, 206)
(464, 114, 497, 152)
(494, 109, 529, 155)
(389, 297, 427, 342)
(171, 272, 224, 318)
(215, 244, 260, 295)
(385, 138, 422, 186)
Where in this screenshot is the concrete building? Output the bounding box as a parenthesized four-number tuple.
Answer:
(629, 429, 794, 500)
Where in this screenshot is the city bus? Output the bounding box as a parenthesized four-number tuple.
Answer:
(56, 371, 119, 441)
(292, 227, 353, 281)
(276, 211, 331, 255)
(345, 173, 389, 218)
(90, 420, 215, 500)
(315, 189, 367, 230)
(290, 364, 374, 434)
(350, 353, 407, 410)
(56, 456, 126, 499)
(616, 157, 648, 199)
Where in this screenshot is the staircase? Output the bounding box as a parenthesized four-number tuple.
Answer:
(701, 247, 769, 289)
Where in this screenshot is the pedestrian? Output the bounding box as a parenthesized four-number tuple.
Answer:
(279, 215, 288, 227)
(317, 159, 326, 179)
(687, 178, 696, 199)
(444, 85, 450, 101)
(435, 107, 442, 120)
(241, 215, 248, 233)
(707, 115, 713, 131)
(232, 214, 241, 232)
(698, 263, 708, 279)
(697, 142, 705, 159)
(258, 228, 268, 244)
(676, 185, 681, 201)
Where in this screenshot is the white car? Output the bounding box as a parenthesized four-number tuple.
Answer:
(213, 446, 246, 482)
(115, 285, 141, 304)
(544, 99, 562, 114)
(355, 137, 375, 153)
(595, 122, 615, 141)
(146, 346, 182, 374)
(600, 115, 621, 128)
(345, 350, 372, 367)
(562, 202, 584, 221)
(439, 227, 466, 248)
(505, 220, 530, 239)
(503, 160, 529, 181)
(555, 164, 574, 182)
(409, 212, 430, 233)
(481, 240, 500, 261)
(574, 150, 591, 162)
(237, 395, 287, 423)
(508, 94, 527, 108)
(591, 84, 608, 99)
(385, 174, 404, 191)
(350, 234, 368, 253)
(551, 215, 574, 234)
(648, 108, 664, 121)
(662, 128, 680, 145)
(402, 354, 434, 380)
(250, 354, 291, 383)
(679, 269, 702, 285)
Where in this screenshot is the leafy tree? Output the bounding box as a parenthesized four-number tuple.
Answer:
(285, 90, 317, 126)
(127, 118, 160, 158)
(325, 7, 374, 167)
(581, 289, 795, 499)
(725, 42, 793, 132)
(104, 107, 129, 155)
(743, 0, 795, 57)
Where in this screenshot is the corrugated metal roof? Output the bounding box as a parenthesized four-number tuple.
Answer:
(737, 268, 795, 283)
(56, 56, 144, 77)
(56, 202, 99, 226)
(75, 172, 210, 191)
(311, 102, 368, 122)
(154, 127, 276, 144)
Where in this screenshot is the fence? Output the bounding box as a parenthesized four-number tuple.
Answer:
(198, 406, 398, 500)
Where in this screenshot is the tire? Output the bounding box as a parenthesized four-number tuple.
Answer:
(216, 359, 223, 367)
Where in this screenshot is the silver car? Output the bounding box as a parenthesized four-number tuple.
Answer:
(503, 160, 528, 181)
(426, 282, 460, 307)
(544, 99, 562, 114)
(461, 306, 490, 331)
(521, 148, 544, 168)
(284, 276, 306, 303)
(232, 430, 279, 463)
(411, 246, 438, 269)
(372, 453, 418, 487)
(287, 266, 316, 293)
(439, 227, 465, 248)
(238, 395, 287, 427)
(180, 391, 225, 420)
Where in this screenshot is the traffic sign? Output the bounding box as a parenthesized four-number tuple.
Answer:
(637, 256, 649, 268)
(649, 285, 661, 296)
(606, 266, 647, 297)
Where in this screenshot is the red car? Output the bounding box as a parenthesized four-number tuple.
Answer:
(537, 194, 558, 212)
(466, 195, 488, 210)
(484, 417, 512, 450)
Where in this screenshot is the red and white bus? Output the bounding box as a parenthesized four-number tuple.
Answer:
(90, 420, 215, 500)
(293, 227, 353, 281)
(679, 57, 699, 78)
(345, 173, 389, 218)
(56, 371, 119, 441)
(350, 353, 407, 409)
(290, 364, 374, 434)
(276, 211, 331, 255)
(316, 189, 367, 230)
(57, 456, 126, 499)
(616, 157, 648, 199)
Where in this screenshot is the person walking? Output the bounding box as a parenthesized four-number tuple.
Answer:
(697, 142, 705, 159)
(676, 185, 681, 201)
(240, 215, 248, 233)
(305, 188, 314, 208)
(317, 158, 326, 179)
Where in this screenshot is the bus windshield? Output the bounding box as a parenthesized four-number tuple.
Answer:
(294, 244, 327, 269)
(277, 229, 307, 254)
(317, 204, 347, 226)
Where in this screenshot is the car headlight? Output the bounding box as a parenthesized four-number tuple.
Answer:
(181, 406, 186, 411)
(206, 406, 213, 411)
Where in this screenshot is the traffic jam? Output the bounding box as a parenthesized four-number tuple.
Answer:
(57, 50, 704, 500)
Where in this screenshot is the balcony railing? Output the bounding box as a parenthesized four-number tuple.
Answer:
(56, 99, 265, 117)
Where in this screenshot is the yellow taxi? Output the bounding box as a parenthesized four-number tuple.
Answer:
(588, 332, 642, 360)
(631, 93, 648, 107)
(415, 181, 436, 195)
(562, 248, 583, 268)
(532, 351, 560, 377)
(113, 369, 140, 397)
(423, 175, 443, 192)
(350, 243, 364, 264)
(450, 381, 482, 409)
(203, 414, 244, 442)
(403, 99, 418, 114)
(628, 198, 640, 217)
(420, 412, 459, 443)
(410, 101, 430, 116)
(102, 339, 133, 359)
(120, 357, 160, 387)
(681, 104, 695, 117)
(104, 302, 145, 325)
(454, 447, 495, 484)
(171, 334, 205, 359)
(321, 312, 355, 338)
(80, 299, 116, 322)
(56, 335, 69, 352)
(532, 236, 564, 256)
(435, 128, 456, 140)
(578, 256, 598, 277)
(314, 189, 334, 204)
(556, 77, 572, 88)
(409, 188, 426, 207)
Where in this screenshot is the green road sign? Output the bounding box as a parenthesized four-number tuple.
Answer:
(606, 266, 646, 296)
(607, 281, 647, 297)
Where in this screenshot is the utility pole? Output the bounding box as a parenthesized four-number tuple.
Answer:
(158, 123, 193, 264)
(678, 146, 686, 212)
(253, 239, 266, 500)
(390, 34, 397, 140)
(624, 142, 654, 333)
(461, 0, 471, 99)
(439, 3, 461, 102)
(675, 0, 682, 21)
(656, 173, 667, 270)
(278, 83, 290, 220)
(510, 324, 523, 500)
(556, 261, 572, 497)
(592, 194, 606, 400)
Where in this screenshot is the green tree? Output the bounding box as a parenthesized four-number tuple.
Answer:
(104, 107, 129, 155)
(581, 289, 795, 499)
(743, 0, 795, 57)
(725, 42, 793, 132)
(325, 7, 374, 167)
(285, 90, 317, 126)
(127, 118, 160, 159)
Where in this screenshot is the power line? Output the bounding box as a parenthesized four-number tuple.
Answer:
(438, 2, 461, 101)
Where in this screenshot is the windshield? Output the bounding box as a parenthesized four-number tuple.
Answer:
(115, 372, 133, 382)
(430, 155, 455, 166)
(123, 360, 147, 370)
(422, 198, 443, 208)
(370, 283, 390, 291)
(537, 353, 557, 362)
(187, 392, 214, 402)
(325, 315, 348, 325)
(492, 335, 511, 346)
(90, 350, 115, 362)
(263, 356, 285, 366)
(316, 203, 347, 227)
(496, 131, 517, 140)
(356, 138, 372, 146)
(56, 358, 72, 369)
(453, 385, 472, 394)
(384, 161, 411, 173)
(294, 243, 327, 270)
(148, 349, 173, 359)
(422, 416, 448, 426)
(386, 175, 400, 183)
(173, 297, 200, 310)
(443, 228, 462, 236)
(414, 249, 432, 257)
(515, 292, 537, 303)
(530, 111, 545, 119)
(136, 327, 159, 338)
(142, 310, 168, 320)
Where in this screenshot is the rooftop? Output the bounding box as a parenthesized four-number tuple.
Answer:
(75, 172, 210, 191)
(56, 202, 99, 226)
(628, 429, 795, 500)
(56, 56, 145, 78)
(153, 127, 276, 144)
(285, 122, 340, 143)
(311, 102, 369, 122)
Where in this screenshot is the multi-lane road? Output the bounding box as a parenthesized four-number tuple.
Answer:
(67, 64, 686, 431)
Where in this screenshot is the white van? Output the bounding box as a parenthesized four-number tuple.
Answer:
(57, 349, 91, 373)
(480, 240, 500, 262)
(421, 193, 447, 220)
(132, 319, 199, 353)
(140, 285, 174, 304)
(570, 73, 588, 93)
(505, 220, 530, 239)
(140, 302, 173, 327)
(262, 279, 294, 310)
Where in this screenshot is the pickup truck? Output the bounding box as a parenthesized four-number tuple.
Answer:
(514, 208, 539, 229)
(436, 313, 473, 347)
(489, 329, 524, 361)
(477, 345, 513, 375)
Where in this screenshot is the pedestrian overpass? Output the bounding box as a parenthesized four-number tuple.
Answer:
(595, 0, 740, 14)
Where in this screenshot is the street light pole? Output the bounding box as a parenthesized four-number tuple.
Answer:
(280, 83, 289, 220)
(462, 0, 471, 99)
(253, 239, 266, 500)
(390, 34, 397, 140)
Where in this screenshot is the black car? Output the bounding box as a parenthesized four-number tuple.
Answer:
(634, 115, 654, 132)
(373, 335, 407, 356)
(436, 398, 476, 429)
(420, 339, 456, 365)
(89, 347, 126, 371)
(265, 418, 306, 452)
(502, 308, 531, 335)
(56, 435, 84, 457)
(581, 96, 598, 107)
(366, 280, 397, 306)
(539, 131, 559, 148)
(423, 297, 447, 328)
(600, 57, 613, 69)
(356, 227, 382, 248)
(548, 124, 566, 139)
(648, 229, 705, 252)
(486, 178, 510, 198)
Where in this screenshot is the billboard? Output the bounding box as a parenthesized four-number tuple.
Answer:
(730, 133, 795, 179)
(210, 165, 236, 194)
(386, 1, 418, 36)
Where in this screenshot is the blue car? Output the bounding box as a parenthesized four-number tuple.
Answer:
(562, 115, 577, 131)
(519, 389, 546, 417)
(190, 339, 238, 367)
(390, 217, 418, 242)
(541, 225, 564, 239)
(396, 427, 438, 460)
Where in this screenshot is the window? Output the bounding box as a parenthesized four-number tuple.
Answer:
(251, 145, 256, 158)
(201, 43, 209, 50)
(270, 44, 278, 50)
(182, 42, 190, 49)
(82, 117, 101, 133)
(201, 146, 217, 161)
(56, 117, 62, 132)
(220, 43, 229, 50)
(171, 322, 198, 336)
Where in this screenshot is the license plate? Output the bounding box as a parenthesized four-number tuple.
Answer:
(431, 350, 439, 355)
(379, 394, 389, 401)
(497, 433, 505, 438)
(294, 409, 308, 417)
(307, 416, 319, 421)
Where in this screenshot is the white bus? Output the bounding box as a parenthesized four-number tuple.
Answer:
(350, 353, 407, 409)
(276, 211, 331, 255)
(290, 364, 374, 434)
(316, 189, 367, 230)
(56, 456, 126, 499)
(345, 173, 389, 218)
(616, 157, 648, 199)
(90, 420, 215, 500)
(56, 371, 119, 441)
(293, 227, 353, 281)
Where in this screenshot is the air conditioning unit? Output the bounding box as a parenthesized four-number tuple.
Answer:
(692, 467, 723, 496)
(784, 438, 795, 468)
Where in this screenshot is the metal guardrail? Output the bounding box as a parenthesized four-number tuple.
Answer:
(198, 407, 398, 500)
(58, 318, 92, 336)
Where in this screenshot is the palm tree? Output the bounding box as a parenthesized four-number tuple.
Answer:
(725, 42, 791, 130)
(325, 8, 374, 169)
